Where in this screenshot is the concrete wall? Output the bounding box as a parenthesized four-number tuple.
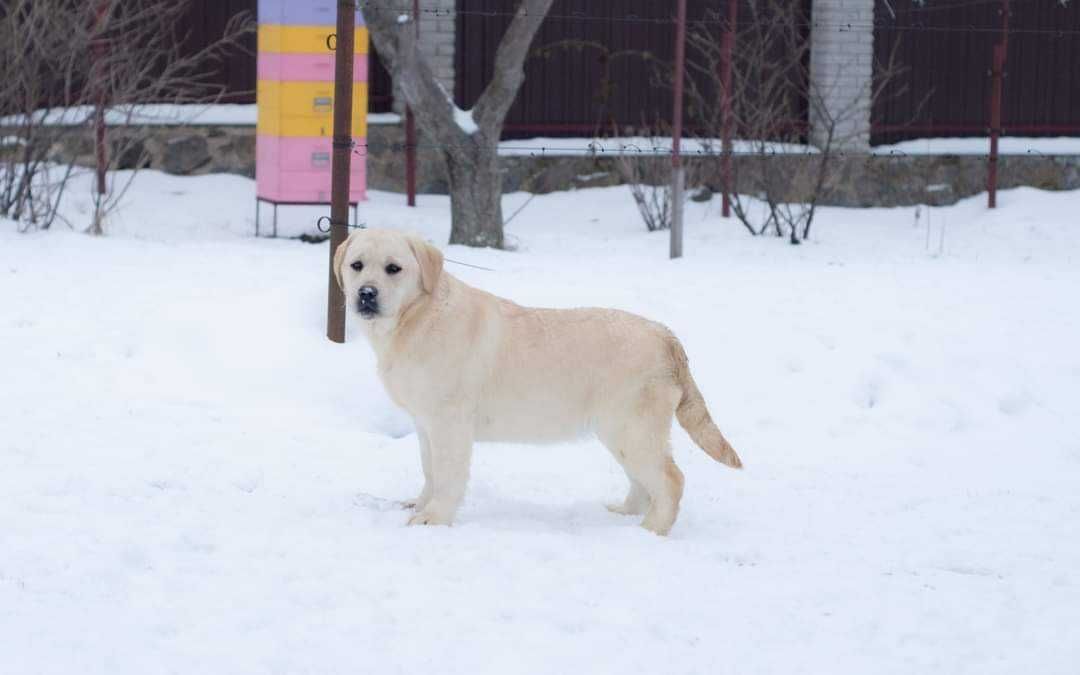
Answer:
(808, 0, 875, 150)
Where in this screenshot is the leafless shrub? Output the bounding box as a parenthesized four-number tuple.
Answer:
(608, 124, 700, 232)
(0, 0, 253, 233)
(683, 0, 907, 244)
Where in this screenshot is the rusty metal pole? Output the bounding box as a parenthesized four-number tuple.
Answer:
(987, 0, 1009, 209)
(327, 1, 357, 343)
(719, 0, 737, 218)
(670, 0, 687, 259)
(404, 0, 419, 206)
(987, 45, 1004, 209)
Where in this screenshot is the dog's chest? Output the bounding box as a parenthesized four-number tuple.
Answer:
(376, 360, 408, 408)
(376, 357, 431, 413)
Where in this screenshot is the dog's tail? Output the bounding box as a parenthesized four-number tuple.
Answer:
(668, 336, 743, 469)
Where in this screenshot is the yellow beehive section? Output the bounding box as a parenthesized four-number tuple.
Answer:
(257, 81, 368, 137)
(258, 24, 369, 55)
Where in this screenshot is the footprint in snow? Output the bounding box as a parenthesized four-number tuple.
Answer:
(352, 492, 406, 512)
(997, 391, 1032, 416)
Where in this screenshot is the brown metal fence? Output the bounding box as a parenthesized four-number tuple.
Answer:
(173, 0, 258, 102)
(82, 0, 396, 110)
(455, 0, 811, 139)
(455, 0, 694, 137)
(872, 0, 1080, 144)
(14, 0, 1080, 138)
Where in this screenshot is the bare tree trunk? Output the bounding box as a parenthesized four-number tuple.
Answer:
(445, 143, 504, 248)
(361, 0, 554, 248)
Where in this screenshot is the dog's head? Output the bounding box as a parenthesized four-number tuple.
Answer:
(333, 228, 444, 322)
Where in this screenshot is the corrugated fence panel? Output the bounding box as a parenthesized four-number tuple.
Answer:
(455, 0, 810, 140)
(176, 0, 258, 103)
(455, 0, 704, 138)
(1006, 0, 1080, 135)
(872, 0, 1080, 144)
(34, 0, 393, 110)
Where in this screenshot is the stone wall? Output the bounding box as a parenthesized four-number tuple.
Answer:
(47, 124, 255, 177)
(363, 123, 1080, 206)
(35, 122, 1080, 208)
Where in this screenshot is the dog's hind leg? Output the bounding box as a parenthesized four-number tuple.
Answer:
(604, 473, 650, 516)
(598, 386, 685, 535)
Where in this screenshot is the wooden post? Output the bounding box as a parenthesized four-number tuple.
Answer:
(987, 0, 1009, 209)
(327, 1, 356, 343)
(670, 0, 687, 259)
(720, 0, 737, 218)
(405, 0, 419, 206)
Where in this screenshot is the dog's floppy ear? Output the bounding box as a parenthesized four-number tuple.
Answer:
(407, 234, 444, 294)
(332, 233, 352, 291)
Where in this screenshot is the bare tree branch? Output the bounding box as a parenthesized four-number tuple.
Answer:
(1, 0, 253, 233)
(361, 2, 468, 151)
(471, 0, 557, 132)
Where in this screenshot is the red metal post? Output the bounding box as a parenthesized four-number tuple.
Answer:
(327, 1, 357, 343)
(670, 0, 688, 259)
(405, 113, 417, 205)
(92, 0, 109, 229)
(987, 0, 1009, 209)
(405, 0, 419, 206)
(987, 45, 1003, 209)
(719, 0, 737, 218)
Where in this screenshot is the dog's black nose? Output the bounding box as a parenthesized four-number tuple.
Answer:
(359, 285, 378, 299)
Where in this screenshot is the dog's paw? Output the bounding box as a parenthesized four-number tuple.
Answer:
(401, 491, 432, 511)
(606, 502, 646, 516)
(407, 509, 453, 527)
(401, 485, 433, 511)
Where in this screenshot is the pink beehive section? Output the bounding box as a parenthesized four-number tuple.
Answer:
(257, 0, 366, 205)
(256, 135, 365, 203)
(257, 53, 368, 83)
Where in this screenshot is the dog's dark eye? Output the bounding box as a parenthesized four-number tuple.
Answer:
(350, 261, 363, 271)
(385, 264, 401, 275)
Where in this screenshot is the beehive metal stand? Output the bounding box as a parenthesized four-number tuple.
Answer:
(254, 197, 359, 238)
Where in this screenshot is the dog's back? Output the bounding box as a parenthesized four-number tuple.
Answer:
(475, 300, 676, 443)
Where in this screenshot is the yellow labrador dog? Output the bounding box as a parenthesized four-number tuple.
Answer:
(334, 228, 741, 535)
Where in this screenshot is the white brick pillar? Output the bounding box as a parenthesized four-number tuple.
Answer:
(809, 0, 874, 150)
(417, 0, 456, 96)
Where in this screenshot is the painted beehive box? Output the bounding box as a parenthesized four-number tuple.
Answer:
(257, 0, 368, 203)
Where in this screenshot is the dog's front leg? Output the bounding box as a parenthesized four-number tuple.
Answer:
(406, 419, 473, 527)
(402, 428, 433, 511)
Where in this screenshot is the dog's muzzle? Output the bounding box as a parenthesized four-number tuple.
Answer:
(357, 285, 379, 317)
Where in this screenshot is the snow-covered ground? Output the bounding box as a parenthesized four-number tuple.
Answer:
(872, 136, 1080, 156)
(2, 170, 1079, 674)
